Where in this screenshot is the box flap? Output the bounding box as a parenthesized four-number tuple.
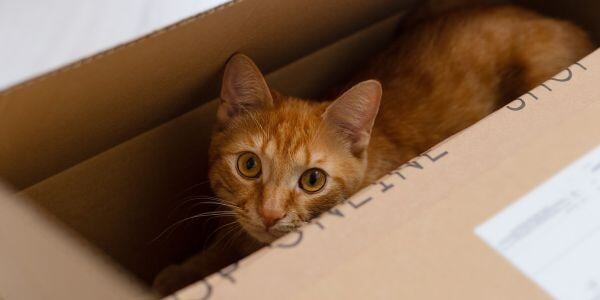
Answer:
(0, 185, 153, 300)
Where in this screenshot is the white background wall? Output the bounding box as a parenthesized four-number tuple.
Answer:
(0, 0, 231, 89)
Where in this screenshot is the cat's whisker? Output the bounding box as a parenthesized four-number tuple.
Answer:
(216, 225, 241, 249)
(166, 197, 205, 219)
(222, 227, 245, 249)
(182, 213, 235, 231)
(183, 199, 241, 210)
(166, 180, 212, 205)
(166, 191, 227, 219)
(167, 195, 242, 220)
(178, 191, 237, 205)
(185, 202, 240, 214)
(203, 212, 238, 225)
(152, 211, 238, 242)
(204, 221, 240, 248)
(179, 195, 226, 205)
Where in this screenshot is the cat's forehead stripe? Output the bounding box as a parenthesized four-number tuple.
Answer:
(304, 146, 311, 166)
(243, 134, 255, 148)
(260, 135, 268, 153)
(275, 122, 287, 153)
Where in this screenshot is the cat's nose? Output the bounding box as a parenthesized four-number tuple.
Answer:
(258, 207, 286, 229)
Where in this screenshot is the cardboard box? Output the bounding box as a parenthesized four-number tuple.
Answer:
(0, 0, 598, 299)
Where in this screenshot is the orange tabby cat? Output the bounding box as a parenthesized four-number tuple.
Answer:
(154, 4, 593, 294)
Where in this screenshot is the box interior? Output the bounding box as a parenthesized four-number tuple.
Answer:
(2, 0, 599, 290)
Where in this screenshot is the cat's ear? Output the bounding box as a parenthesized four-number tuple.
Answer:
(218, 53, 273, 124)
(323, 80, 382, 155)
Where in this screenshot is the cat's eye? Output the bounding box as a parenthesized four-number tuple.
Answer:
(237, 152, 262, 178)
(299, 168, 327, 193)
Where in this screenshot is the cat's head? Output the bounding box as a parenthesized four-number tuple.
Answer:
(208, 54, 381, 243)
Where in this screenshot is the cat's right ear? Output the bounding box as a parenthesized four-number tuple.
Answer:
(323, 80, 382, 156)
(218, 53, 273, 124)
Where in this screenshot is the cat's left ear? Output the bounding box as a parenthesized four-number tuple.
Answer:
(218, 53, 273, 124)
(323, 80, 382, 155)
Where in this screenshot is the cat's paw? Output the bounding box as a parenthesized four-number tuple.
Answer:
(153, 265, 198, 296)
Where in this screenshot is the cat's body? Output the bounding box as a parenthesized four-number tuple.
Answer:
(154, 4, 593, 295)
(359, 5, 592, 183)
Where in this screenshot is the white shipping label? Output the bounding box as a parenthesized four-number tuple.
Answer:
(475, 145, 600, 300)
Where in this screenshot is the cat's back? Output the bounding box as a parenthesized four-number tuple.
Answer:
(364, 4, 592, 167)
(371, 4, 590, 88)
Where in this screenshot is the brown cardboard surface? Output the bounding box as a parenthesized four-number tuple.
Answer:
(0, 0, 407, 190)
(1, 0, 598, 299)
(171, 50, 600, 299)
(18, 14, 401, 283)
(0, 184, 152, 300)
